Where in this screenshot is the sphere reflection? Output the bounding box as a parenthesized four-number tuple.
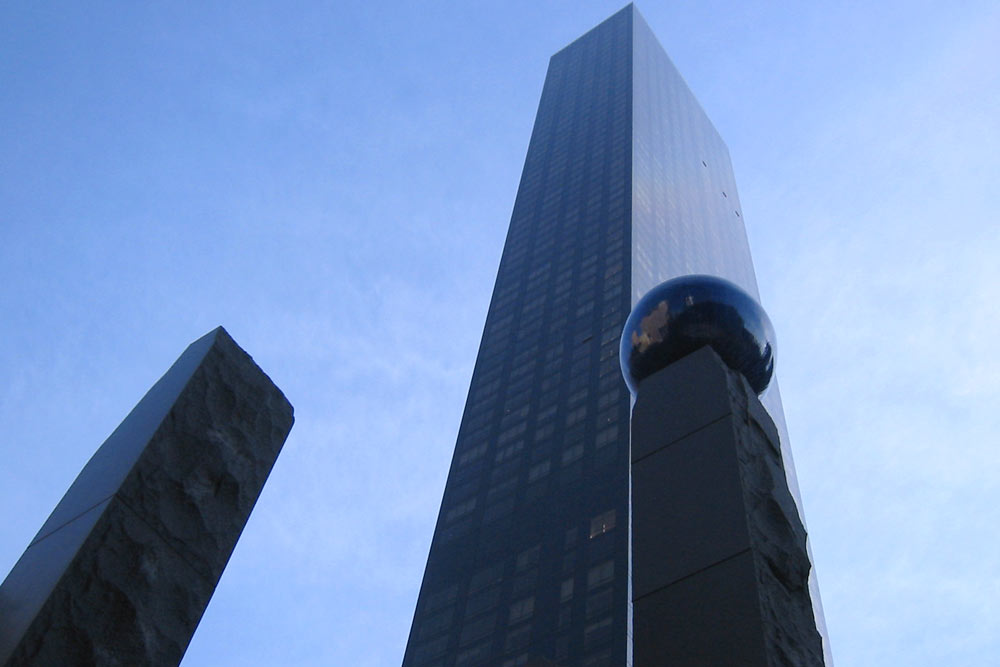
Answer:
(619, 275, 775, 395)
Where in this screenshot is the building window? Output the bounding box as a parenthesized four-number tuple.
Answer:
(504, 624, 532, 652)
(600, 325, 620, 345)
(562, 551, 577, 576)
(493, 444, 522, 470)
(555, 634, 570, 658)
(459, 613, 496, 646)
(557, 605, 572, 630)
(457, 443, 488, 466)
(586, 587, 614, 618)
(562, 443, 584, 466)
(582, 648, 612, 666)
(422, 584, 458, 614)
(487, 477, 518, 501)
(412, 635, 449, 664)
(589, 510, 616, 538)
(514, 566, 539, 595)
(537, 405, 558, 422)
(455, 639, 492, 666)
(516, 545, 540, 572)
(597, 388, 619, 408)
(508, 596, 535, 624)
(497, 422, 527, 445)
(595, 426, 618, 449)
(418, 607, 454, 640)
(534, 423, 555, 442)
(584, 617, 613, 649)
(495, 441, 524, 463)
(567, 387, 588, 405)
(469, 563, 504, 594)
(527, 460, 551, 482)
(483, 496, 515, 523)
(565, 406, 587, 427)
(500, 404, 530, 425)
(509, 358, 536, 379)
(596, 406, 618, 426)
(587, 560, 614, 589)
(560, 578, 574, 602)
(446, 498, 477, 523)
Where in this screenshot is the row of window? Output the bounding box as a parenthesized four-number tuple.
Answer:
(414, 551, 618, 664)
(454, 415, 621, 477)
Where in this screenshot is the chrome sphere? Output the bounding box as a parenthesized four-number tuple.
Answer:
(620, 275, 775, 395)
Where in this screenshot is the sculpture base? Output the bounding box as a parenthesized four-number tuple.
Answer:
(630, 346, 822, 665)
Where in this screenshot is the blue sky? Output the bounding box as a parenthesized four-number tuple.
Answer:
(2, 1, 998, 664)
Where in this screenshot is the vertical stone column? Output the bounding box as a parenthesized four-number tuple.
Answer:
(0, 327, 294, 666)
(630, 346, 822, 666)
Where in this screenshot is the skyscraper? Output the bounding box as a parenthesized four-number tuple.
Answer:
(403, 6, 825, 666)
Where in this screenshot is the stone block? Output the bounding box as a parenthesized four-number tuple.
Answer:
(630, 348, 823, 665)
(0, 327, 293, 666)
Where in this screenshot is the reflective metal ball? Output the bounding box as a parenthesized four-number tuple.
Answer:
(619, 275, 775, 395)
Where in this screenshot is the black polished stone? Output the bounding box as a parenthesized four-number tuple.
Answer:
(633, 551, 768, 666)
(632, 416, 751, 599)
(0, 327, 293, 667)
(631, 348, 823, 666)
(630, 345, 735, 464)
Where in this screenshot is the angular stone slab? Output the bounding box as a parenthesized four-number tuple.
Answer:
(631, 346, 822, 666)
(0, 327, 293, 666)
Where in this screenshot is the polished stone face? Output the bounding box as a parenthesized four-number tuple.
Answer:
(630, 348, 823, 666)
(620, 275, 775, 396)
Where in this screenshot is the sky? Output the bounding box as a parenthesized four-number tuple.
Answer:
(1, 1, 998, 664)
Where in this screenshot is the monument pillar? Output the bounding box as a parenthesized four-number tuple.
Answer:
(620, 275, 824, 665)
(0, 327, 293, 666)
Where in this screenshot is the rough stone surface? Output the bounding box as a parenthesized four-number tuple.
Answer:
(631, 346, 822, 666)
(0, 327, 293, 667)
(728, 366, 824, 666)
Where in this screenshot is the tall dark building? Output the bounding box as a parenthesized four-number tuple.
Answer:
(403, 6, 826, 666)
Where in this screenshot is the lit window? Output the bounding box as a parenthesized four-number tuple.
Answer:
(589, 510, 616, 538)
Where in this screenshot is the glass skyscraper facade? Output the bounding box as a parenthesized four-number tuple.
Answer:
(403, 6, 824, 666)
